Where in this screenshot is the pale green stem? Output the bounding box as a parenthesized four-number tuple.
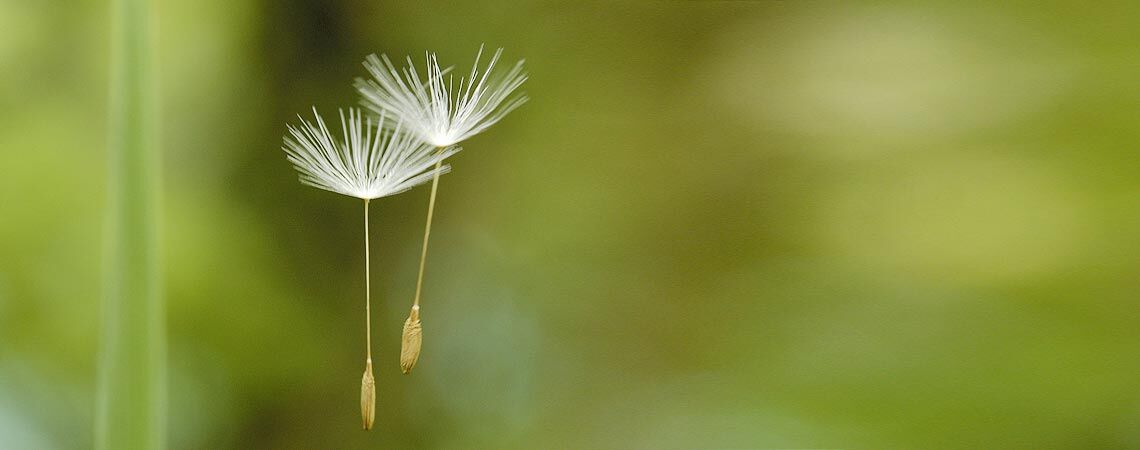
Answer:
(95, 0, 164, 448)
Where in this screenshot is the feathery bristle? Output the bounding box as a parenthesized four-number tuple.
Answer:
(356, 46, 528, 147)
(283, 107, 459, 199)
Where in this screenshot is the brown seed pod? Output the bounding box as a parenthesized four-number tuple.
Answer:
(400, 305, 422, 374)
(360, 359, 375, 430)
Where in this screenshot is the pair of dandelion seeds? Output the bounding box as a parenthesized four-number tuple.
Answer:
(281, 47, 526, 430)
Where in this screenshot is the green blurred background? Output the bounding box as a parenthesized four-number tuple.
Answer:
(2, 1, 1139, 449)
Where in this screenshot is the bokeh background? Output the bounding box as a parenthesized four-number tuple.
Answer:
(2, 1, 1139, 449)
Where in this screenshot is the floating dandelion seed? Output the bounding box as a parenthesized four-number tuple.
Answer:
(283, 107, 458, 429)
(356, 47, 527, 374)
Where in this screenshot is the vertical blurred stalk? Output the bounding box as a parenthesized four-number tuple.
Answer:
(96, 0, 164, 447)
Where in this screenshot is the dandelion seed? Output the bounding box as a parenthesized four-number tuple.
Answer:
(283, 107, 458, 428)
(356, 47, 528, 374)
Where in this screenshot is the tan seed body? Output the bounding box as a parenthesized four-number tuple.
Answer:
(360, 359, 375, 430)
(401, 305, 422, 374)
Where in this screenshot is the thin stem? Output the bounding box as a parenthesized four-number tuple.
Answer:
(364, 199, 372, 359)
(412, 157, 444, 308)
